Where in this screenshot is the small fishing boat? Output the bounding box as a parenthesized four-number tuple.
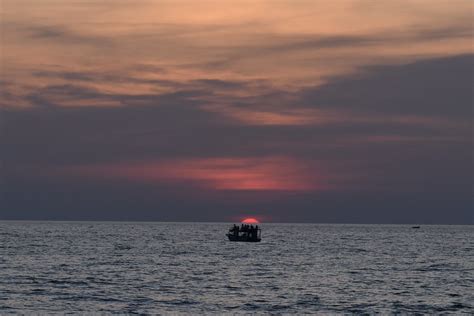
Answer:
(412, 226, 421, 229)
(226, 224, 261, 242)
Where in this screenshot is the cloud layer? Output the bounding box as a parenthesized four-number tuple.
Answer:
(1, 0, 472, 223)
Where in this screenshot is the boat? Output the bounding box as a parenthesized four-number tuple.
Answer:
(226, 224, 261, 242)
(412, 226, 421, 229)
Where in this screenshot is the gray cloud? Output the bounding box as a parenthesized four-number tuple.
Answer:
(30, 70, 256, 93)
(188, 24, 473, 65)
(299, 54, 474, 118)
(32, 71, 97, 81)
(24, 25, 114, 47)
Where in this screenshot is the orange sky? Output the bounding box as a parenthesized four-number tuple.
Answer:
(3, 0, 471, 108)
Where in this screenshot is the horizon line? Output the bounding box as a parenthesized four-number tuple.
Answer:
(0, 219, 472, 226)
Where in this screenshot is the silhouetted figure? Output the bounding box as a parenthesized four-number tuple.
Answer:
(232, 224, 239, 236)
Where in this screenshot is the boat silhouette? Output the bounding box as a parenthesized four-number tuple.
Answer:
(226, 224, 261, 242)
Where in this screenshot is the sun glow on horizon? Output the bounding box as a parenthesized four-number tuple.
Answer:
(56, 157, 326, 191)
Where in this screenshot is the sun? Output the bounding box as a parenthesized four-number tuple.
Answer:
(242, 217, 260, 224)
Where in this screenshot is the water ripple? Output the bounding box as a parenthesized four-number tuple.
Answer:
(0, 222, 473, 314)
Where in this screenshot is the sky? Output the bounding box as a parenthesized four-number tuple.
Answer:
(1, 0, 472, 223)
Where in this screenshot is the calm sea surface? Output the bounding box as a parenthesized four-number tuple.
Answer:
(0, 222, 473, 314)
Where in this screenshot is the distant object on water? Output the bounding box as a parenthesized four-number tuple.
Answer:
(227, 224, 261, 242)
(412, 226, 421, 229)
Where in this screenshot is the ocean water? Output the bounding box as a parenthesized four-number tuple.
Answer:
(0, 222, 472, 314)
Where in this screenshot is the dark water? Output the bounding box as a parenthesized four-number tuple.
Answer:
(0, 222, 473, 314)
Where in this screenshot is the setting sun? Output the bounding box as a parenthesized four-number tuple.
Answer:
(241, 218, 260, 224)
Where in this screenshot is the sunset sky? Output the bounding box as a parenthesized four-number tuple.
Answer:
(1, 0, 472, 223)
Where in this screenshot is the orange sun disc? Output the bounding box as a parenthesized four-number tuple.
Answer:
(242, 217, 259, 224)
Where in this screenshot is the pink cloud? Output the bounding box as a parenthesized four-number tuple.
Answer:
(57, 157, 331, 191)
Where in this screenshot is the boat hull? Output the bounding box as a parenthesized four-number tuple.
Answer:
(226, 234, 261, 242)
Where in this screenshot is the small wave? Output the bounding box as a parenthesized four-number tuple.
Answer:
(253, 299, 268, 303)
(0, 305, 14, 311)
(438, 302, 473, 312)
(242, 303, 261, 310)
(29, 288, 46, 294)
(269, 304, 291, 311)
(0, 232, 20, 237)
(48, 279, 89, 286)
(447, 293, 461, 298)
(346, 303, 376, 313)
(51, 295, 124, 303)
(114, 244, 132, 250)
(160, 299, 199, 306)
(391, 301, 472, 313)
(295, 294, 320, 307)
(348, 248, 369, 253)
(415, 263, 458, 272)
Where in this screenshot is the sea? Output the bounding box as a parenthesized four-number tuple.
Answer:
(0, 222, 472, 314)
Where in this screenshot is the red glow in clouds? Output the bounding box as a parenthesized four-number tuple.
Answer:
(242, 218, 260, 224)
